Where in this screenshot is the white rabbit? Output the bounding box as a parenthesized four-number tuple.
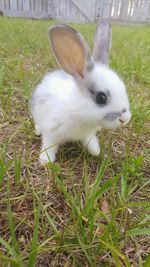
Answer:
(31, 20, 131, 165)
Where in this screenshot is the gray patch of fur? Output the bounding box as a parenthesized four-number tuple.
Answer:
(104, 112, 121, 121)
(86, 60, 94, 72)
(30, 94, 49, 110)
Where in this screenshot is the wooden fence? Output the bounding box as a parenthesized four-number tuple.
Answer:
(0, 0, 150, 23)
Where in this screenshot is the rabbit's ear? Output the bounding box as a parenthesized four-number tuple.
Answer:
(93, 19, 112, 66)
(48, 25, 92, 78)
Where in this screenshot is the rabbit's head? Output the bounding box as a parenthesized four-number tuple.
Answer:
(48, 21, 131, 129)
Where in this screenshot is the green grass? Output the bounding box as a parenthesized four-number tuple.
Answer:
(0, 17, 150, 266)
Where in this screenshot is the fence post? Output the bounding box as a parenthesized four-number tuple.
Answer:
(48, 0, 54, 19)
(95, 0, 102, 21)
(0, 0, 4, 9)
(141, 0, 149, 22)
(147, 0, 150, 21)
(30, 0, 35, 12)
(112, 0, 120, 20)
(102, 0, 111, 19)
(22, 0, 30, 11)
(4, 0, 10, 10)
(119, 0, 129, 21)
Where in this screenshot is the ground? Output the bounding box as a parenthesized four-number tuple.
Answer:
(0, 17, 150, 267)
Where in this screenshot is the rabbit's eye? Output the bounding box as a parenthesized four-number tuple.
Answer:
(96, 92, 107, 105)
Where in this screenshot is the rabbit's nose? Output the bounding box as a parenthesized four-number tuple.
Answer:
(119, 115, 131, 125)
(119, 111, 131, 125)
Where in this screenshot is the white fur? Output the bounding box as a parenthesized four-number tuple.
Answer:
(31, 64, 131, 165)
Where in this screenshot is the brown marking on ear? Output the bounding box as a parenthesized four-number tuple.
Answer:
(49, 25, 91, 78)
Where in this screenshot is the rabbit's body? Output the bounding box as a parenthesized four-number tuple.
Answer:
(31, 70, 76, 137)
(31, 69, 101, 164)
(31, 70, 98, 140)
(31, 22, 131, 165)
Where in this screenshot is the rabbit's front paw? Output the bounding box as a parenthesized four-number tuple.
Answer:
(88, 142, 100, 156)
(39, 150, 56, 166)
(83, 135, 100, 157)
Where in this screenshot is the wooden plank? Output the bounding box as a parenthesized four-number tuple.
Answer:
(65, 0, 69, 20)
(4, 0, 10, 9)
(61, 0, 66, 20)
(0, 0, 5, 9)
(85, 0, 96, 21)
(95, 0, 104, 20)
(30, 0, 35, 11)
(136, 0, 143, 21)
(131, 0, 138, 21)
(112, 0, 120, 19)
(42, 0, 48, 12)
(35, 0, 39, 12)
(67, 0, 70, 20)
(102, 0, 111, 19)
(119, 0, 129, 21)
(22, 0, 30, 11)
(52, 0, 58, 19)
(70, 0, 91, 22)
(48, 0, 54, 18)
(2, 8, 48, 18)
(140, 0, 150, 21)
(18, 0, 23, 10)
(38, 0, 42, 12)
(118, 0, 122, 17)
(110, 0, 116, 18)
(110, 0, 114, 18)
(128, 0, 134, 20)
(126, 0, 150, 22)
(146, 0, 150, 21)
(10, 0, 17, 10)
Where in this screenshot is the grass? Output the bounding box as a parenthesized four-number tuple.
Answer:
(0, 17, 150, 266)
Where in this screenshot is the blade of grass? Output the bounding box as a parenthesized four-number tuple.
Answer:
(81, 178, 112, 218)
(28, 200, 41, 267)
(126, 228, 150, 237)
(0, 252, 18, 265)
(55, 176, 80, 218)
(13, 151, 22, 184)
(99, 239, 131, 267)
(81, 159, 109, 218)
(144, 251, 150, 267)
(77, 236, 93, 266)
(0, 159, 12, 185)
(0, 143, 13, 185)
(120, 175, 127, 202)
(7, 179, 23, 267)
(82, 160, 89, 199)
(138, 215, 150, 225)
(0, 237, 21, 265)
(27, 167, 60, 236)
(128, 201, 150, 207)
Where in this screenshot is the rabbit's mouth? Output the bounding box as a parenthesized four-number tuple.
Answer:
(102, 111, 131, 129)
